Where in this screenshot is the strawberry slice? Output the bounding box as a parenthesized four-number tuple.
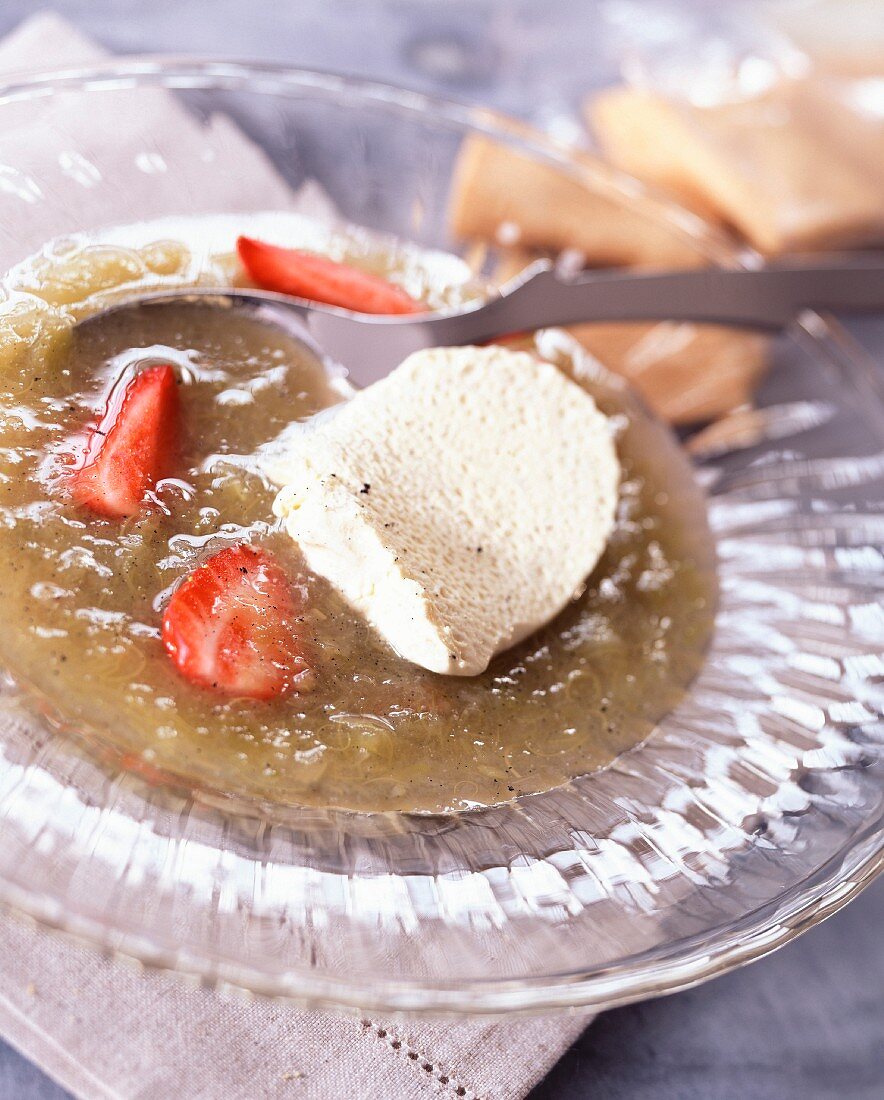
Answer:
(70, 364, 180, 518)
(237, 236, 422, 315)
(162, 544, 312, 700)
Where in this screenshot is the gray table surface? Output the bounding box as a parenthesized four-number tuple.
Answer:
(0, 2, 880, 1097)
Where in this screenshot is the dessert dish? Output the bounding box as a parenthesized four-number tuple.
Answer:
(0, 214, 715, 813)
(0, 53, 878, 1020)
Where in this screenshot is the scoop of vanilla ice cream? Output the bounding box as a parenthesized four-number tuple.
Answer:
(266, 345, 620, 676)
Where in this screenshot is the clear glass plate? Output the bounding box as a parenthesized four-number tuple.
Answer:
(0, 61, 880, 1013)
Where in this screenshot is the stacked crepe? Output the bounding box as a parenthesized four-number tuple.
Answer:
(448, 10, 883, 426)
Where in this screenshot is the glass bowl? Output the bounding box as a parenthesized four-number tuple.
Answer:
(0, 60, 881, 1014)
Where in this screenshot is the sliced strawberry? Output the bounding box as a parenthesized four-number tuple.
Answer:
(162, 545, 312, 700)
(237, 236, 422, 315)
(70, 364, 181, 518)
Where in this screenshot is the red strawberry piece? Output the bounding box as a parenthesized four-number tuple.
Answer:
(70, 364, 181, 518)
(237, 235, 422, 315)
(162, 544, 312, 700)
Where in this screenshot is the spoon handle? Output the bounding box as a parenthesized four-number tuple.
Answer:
(305, 252, 884, 385)
(470, 253, 884, 338)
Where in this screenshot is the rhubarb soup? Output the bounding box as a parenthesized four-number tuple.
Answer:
(0, 215, 716, 813)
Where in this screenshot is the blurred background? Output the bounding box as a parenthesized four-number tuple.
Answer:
(0, 2, 880, 1097)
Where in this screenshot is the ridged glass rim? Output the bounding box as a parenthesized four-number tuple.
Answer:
(2, 801, 880, 1014)
(0, 59, 879, 1014)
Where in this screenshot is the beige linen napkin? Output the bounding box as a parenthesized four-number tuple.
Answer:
(0, 913, 593, 1100)
(0, 13, 594, 1099)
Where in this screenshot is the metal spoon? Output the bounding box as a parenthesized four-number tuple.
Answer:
(76, 253, 884, 388)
